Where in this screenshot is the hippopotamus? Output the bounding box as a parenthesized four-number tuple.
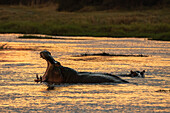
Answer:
(118, 70, 145, 78)
(35, 50, 129, 87)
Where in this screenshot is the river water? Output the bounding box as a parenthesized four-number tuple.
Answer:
(0, 34, 169, 112)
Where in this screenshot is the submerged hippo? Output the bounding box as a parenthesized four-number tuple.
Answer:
(118, 70, 145, 78)
(35, 50, 129, 86)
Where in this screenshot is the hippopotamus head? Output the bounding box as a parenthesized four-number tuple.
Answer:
(40, 50, 55, 64)
(130, 70, 145, 78)
(40, 50, 63, 84)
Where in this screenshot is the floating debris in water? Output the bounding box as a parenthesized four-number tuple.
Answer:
(74, 52, 149, 57)
(155, 89, 170, 93)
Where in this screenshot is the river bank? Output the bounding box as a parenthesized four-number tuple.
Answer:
(0, 5, 169, 41)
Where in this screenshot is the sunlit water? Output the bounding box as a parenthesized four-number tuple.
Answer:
(0, 34, 169, 112)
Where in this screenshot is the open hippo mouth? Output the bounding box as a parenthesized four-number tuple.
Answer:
(35, 50, 63, 84)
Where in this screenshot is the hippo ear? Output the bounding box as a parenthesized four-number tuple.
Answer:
(130, 70, 133, 74)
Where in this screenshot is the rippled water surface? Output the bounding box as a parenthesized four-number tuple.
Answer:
(0, 34, 169, 112)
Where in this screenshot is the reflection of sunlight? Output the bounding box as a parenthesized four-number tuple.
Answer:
(0, 84, 169, 112)
(0, 34, 170, 112)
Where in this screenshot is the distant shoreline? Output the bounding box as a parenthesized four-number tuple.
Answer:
(0, 6, 169, 41)
(0, 33, 169, 41)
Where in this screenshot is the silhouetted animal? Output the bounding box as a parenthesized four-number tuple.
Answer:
(34, 50, 129, 87)
(118, 70, 145, 78)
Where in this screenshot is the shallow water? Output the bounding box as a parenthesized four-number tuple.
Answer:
(0, 34, 170, 112)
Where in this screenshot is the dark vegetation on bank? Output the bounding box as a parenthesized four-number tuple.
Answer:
(0, 0, 169, 11)
(155, 89, 170, 93)
(0, 0, 170, 41)
(18, 35, 54, 39)
(18, 35, 86, 40)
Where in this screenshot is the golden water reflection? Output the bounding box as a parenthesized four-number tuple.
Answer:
(0, 34, 169, 112)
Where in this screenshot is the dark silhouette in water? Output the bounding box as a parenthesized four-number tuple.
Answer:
(74, 52, 149, 57)
(118, 70, 145, 78)
(35, 50, 129, 88)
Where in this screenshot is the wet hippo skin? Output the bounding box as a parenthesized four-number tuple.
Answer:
(37, 50, 129, 85)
